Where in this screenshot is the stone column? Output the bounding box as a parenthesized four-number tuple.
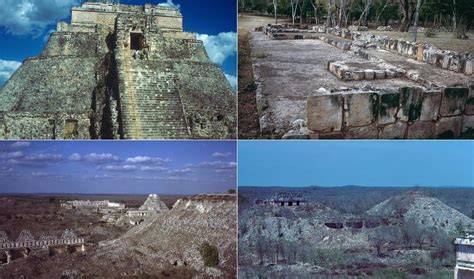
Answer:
(5, 251, 11, 264)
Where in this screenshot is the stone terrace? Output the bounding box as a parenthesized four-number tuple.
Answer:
(251, 27, 473, 139)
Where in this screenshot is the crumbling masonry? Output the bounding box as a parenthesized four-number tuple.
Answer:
(0, 2, 235, 139)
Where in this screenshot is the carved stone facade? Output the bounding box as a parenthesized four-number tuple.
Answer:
(455, 232, 474, 279)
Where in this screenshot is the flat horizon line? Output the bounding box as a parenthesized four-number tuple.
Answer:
(0, 192, 219, 196)
(238, 185, 474, 188)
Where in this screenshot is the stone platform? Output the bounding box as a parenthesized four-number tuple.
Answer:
(251, 27, 474, 139)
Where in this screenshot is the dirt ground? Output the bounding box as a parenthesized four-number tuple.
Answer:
(238, 14, 288, 32)
(238, 29, 261, 139)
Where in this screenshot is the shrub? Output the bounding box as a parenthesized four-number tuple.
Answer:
(255, 52, 267, 59)
(199, 242, 219, 267)
(424, 28, 437, 38)
(454, 28, 469, 40)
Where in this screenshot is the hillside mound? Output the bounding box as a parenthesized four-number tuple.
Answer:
(367, 191, 474, 233)
(95, 194, 236, 277)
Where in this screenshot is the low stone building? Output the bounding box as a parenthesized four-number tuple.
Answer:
(269, 192, 307, 207)
(126, 194, 169, 219)
(62, 199, 125, 210)
(0, 1, 235, 139)
(454, 231, 474, 279)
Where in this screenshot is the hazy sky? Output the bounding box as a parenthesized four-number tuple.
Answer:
(0, 0, 237, 89)
(238, 141, 474, 187)
(0, 141, 236, 194)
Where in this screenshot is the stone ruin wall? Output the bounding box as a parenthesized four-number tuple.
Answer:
(261, 25, 473, 139)
(0, 2, 235, 139)
(307, 85, 473, 139)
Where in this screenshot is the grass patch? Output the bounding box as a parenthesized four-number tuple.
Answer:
(254, 52, 267, 59)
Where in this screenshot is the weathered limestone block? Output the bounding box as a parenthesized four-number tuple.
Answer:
(436, 116, 462, 138)
(420, 90, 442, 121)
(416, 45, 424, 61)
(346, 124, 378, 139)
(449, 55, 463, 72)
(397, 87, 423, 122)
(465, 60, 473, 75)
(385, 70, 397, 78)
(461, 114, 474, 137)
(364, 70, 375, 80)
(352, 71, 365, 81)
(344, 93, 378, 127)
(374, 70, 385, 79)
(379, 121, 407, 139)
(406, 121, 435, 139)
(440, 87, 468, 117)
(378, 92, 399, 124)
(442, 55, 451, 69)
(307, 94, 343, 132)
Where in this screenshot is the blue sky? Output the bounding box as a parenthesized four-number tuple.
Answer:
(239, 141, 474, 188)
(0, 141, 236, 194)
(0, 0, 237, 89)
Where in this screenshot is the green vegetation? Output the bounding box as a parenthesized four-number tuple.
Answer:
(254, 52, 268, 59)
(199, 242, 219, 267)
(424, 28, 437, 38)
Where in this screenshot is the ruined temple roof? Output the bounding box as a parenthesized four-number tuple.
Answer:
(75, 2, 182, 17)
(139, 194, 169, 211)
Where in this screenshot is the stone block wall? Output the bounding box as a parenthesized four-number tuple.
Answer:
(307, 86, 473, 139)
(41, 32, 99, 57)
(322, 27, 473, 76)
(174, 61, 236, 139)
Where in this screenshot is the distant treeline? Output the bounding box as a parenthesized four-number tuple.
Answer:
(239, 0, 474, 31)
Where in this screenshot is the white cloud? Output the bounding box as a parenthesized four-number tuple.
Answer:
(83, 153, 119, 163)
(68, 153, 82, 161)
(140, 166, 168, 172)
(158, 0, 180, 9)
(0, 151, 23, 159)
(0, 0, 82, 36)
(212, 152, 232, 158)
(197, 32, 237, 65)
(0, 60, 21, 87)
(1, 167, 13, 173)
(99, 165, 137, 172)
(125, 156, 170, 164)
(24, 153, 62, 162)
(32, 171, 48, 177)
(225, 74, 237, 92)
(10, 142, 30, 149)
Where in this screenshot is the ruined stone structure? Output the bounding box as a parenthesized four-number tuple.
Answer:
(0, 229, 84, 264)
(254, 24, 473, 139)
(269, 192, 307, 207)
(126, 194, 169, 219)
(0, 2, 235, 139)
(62, 199, 125, 210)
(455, 231, 474, 279)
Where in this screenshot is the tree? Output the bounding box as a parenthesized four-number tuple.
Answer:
(357, 0, 373, 26)
(399, 0, 425, 32)
(370, 228, 388, 256)
(290, 0, 301, 25)
(273, 0, 279, 24)
(374, 0, 390, 25)
(310, 0, 325, 24)
(327, 0, 335, 26)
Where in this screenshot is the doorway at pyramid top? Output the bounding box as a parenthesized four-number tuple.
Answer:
(130, 32, 145, 51)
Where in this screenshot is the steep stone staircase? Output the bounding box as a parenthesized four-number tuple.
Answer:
(118, 55, 190, 139)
